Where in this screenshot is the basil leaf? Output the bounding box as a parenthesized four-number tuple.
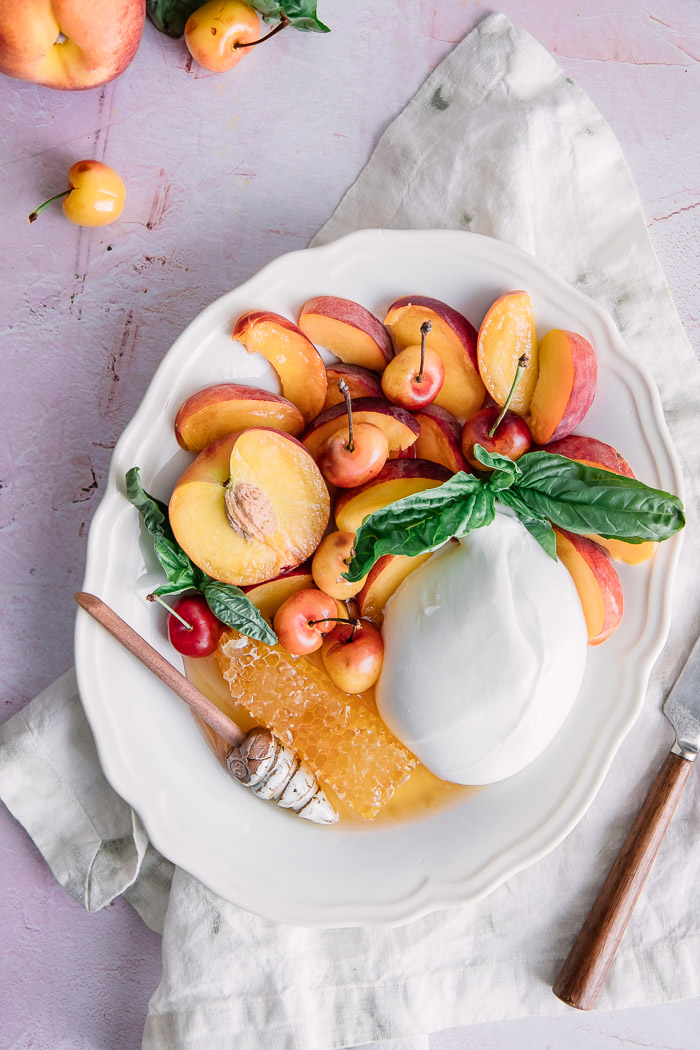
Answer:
(153, 536, 200, 588)
(512, 452, 685, 542)
(345, 472, 495, 582)
(146, 0, 199, 36)
(202, 582, 278, 645)
(125, 467, 172, 540)
(126, 467, 204, 588)
(471, 445, 523, 492)
(151, 582, 196, 598)
(276, 0, 330, 31)
(496, 490, 557, 560)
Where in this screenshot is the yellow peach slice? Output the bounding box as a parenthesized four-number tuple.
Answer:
(413, 404, 468, 473)
(477, 291, 539, 415)
(169, 429, 330, 586)
(529, 330, 597, 444)
(357, 552, 433, 625)
(174, 383, 305, 452)
(334, 460, 451, 533)
(323, 363, 384, 410)
(233, 311, 327, 423)
(299, 296, 394, 371)
(554, 527, 623, 645)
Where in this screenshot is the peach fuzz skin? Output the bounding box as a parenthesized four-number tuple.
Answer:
(323, 364, 383, 410)
(175, 383, 305, 452)
(554, 527, 623, 645)
(299, 296, 394, 372)
(385, 296, 485, 419)
(0, 0, 144, 89)
(477, 291, 539, 416)
(529, 329, 597, 445)
(185, 0, 260, 74)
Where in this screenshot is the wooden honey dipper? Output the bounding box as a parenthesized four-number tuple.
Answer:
(74, 592, 338, 825)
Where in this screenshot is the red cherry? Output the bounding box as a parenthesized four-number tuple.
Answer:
(461, 407, 531, 470)
(165, 594, 223, 657)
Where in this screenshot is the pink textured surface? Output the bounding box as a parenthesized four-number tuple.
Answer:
(1, 2, 698, 1048)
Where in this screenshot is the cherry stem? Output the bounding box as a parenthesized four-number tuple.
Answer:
(416, 320, 432, 384)
(28, 189, 70, 223)
(488, 353, 529, 438)
(338, 378, 354, 453)
(147, 592, 193, 631)
(234, 13, 289, 48)
(308, 616, 361, 628)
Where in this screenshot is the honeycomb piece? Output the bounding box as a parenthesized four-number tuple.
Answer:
(217, 631, 417, 819)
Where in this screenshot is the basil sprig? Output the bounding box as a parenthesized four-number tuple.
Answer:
(125, 468, 277, 645)
(147, 0, 328, 37)
(344, 445, 685, 581)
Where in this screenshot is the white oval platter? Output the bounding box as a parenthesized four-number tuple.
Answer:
(75, 229, 683, 927)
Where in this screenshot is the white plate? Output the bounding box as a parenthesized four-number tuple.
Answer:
(75, 229, 683, 927)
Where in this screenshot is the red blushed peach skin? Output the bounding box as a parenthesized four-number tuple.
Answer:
(477, 291, 539, 415)
(169, 429, 330, 586)
(323, 363, 384, 410)
(529, 330, 597, 445)
(357, 552, 434, 625)
(302, 397, 419, 459)
(174, 383, 305, 452)
(299, 296, 394, 371)
(384, 296, 485, 419)
(544, 436, 656, 565)
(334, 459, 451, 533)
(414, 404, 468, 473)
(232, 311, 327, 424)
(554, 527, 623, 645)
(242, 565, 313, 622)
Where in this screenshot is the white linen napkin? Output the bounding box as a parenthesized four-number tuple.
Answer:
(1, 13, 699, 1050)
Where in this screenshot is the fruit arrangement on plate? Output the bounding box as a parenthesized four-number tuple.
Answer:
(127, 290, 684, 826)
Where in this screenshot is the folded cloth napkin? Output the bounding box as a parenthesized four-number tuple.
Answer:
(2, 13, 700, 1050)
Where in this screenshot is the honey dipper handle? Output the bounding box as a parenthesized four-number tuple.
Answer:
(74, 592, 246, 748)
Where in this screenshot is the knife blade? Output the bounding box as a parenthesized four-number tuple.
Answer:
(553, 632, 700, 1011)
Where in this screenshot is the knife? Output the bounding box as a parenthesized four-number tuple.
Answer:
(553, 632, 700, 1010)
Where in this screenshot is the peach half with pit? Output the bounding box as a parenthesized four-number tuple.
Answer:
(174, 383, 305, 452)
(554, 527, 623, 646)
(384, 296, 485, 419)
(528, 330, 597, 445)
(334, 459, 451, 533)
(302, 397, 419, 459)
(232, 311, 327, 423)
(477, 291, 539, 415)
(357, 551, 434, 626)
(298, 296, 394, 372)
(169, 429, 330, 587)
(413, 404, 468, 473)
(323, 363, 384, 410)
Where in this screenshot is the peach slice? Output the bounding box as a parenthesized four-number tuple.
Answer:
(357, 552, 434, 626)
(554, 527, 623, 645)
(232, 311, 327, 424)
(302, 397, 419, 459)
(242, 564, 314, 622)
(384, 296, 485, 419)
(169, 429, 330, 587)
(299, 296, 394, 371)
(323, 363, 384, 410)
(545, 436, 656, 565)
(334, 459, 451, 533)
(413, 404, 468, 473)
(174, 383, 305, 452)
(477, 291, 539, 415)
(528, 330, 597, 444)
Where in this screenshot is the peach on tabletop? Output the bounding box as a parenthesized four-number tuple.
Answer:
(461, 406, 531, 471)
(298, 296, 394, 371)
(312, 531, 366, 600)
(241, 563, 313, 622)
(529, 330, 597, 445)
(357, 552, 434, 626)
(184, 0, 260, 73)
(273, 588, 339, 657)
(233, 311, 327, 423)
(302, 397, 419, 459)
(174, 383, 305, 452)
(169, 429, 330, 587)
(321, 619, 384, 694)
(323, 363, 384, 410)
(384, 295, 485, 418)
(334, 459, 451, 533)
(413, 404, 468, 474)
(554, 527, 623, 645)
(477, 291, 539, 415)
(545, 436, 656, 565)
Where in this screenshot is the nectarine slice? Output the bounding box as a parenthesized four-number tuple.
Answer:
(384, 296, 485, 418)
(529, 330, 597, 444)
(242, 565, 314, 622)
(413, 404, 468, 473)
(299, 296, 394, 371)
(169, 429, 330, 587)
(323, 363, 384, 410)
(232, 311, 327, 423)
(174, 383, 305, 452)
(334, 459, 451, 533)
(477, 291, 539, 415)
(302, 397, 419, 459)
(357, 552, 433, 626)
(554, 527, 623, 645)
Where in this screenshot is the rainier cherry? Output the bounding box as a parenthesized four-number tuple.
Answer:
(381, 321, 445, 409)
(273, 588, 350, 656)
(317, 380, 389, 487)
(321, 619, 384, 693)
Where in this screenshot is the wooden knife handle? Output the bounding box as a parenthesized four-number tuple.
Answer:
(553, 749, 693, 1011)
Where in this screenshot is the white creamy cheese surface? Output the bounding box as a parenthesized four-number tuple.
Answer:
(375, 513, 588, 785)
